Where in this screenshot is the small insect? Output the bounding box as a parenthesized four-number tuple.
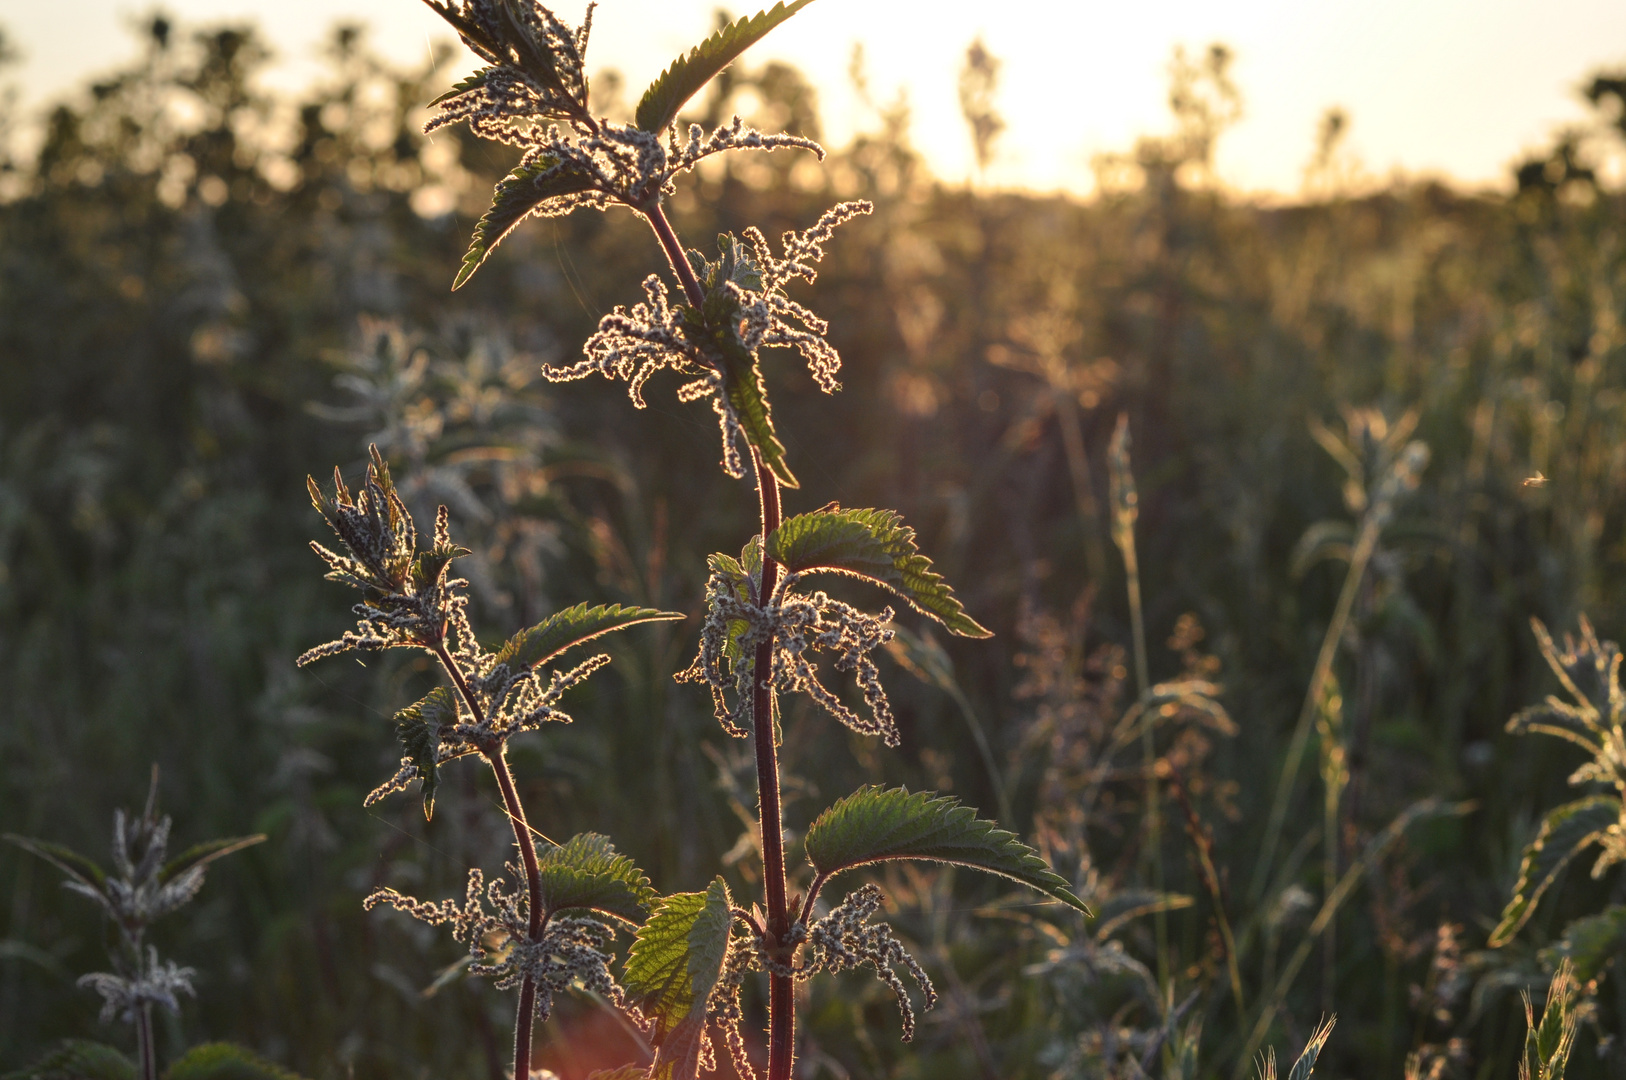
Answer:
(1524, 472, 1549, 487)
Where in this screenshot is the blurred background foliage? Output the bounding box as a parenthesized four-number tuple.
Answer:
(4, 12, 1626, 1080)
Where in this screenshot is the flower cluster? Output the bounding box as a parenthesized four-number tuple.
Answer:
(802, 884, 936, 1041)
(78, 948, 196, 1025)
(678, 559, 898, 744)
(4, 769, 262, 1035)
(362, 651, 610, 809)
(366, 864, 622, 1021)
(549, 202, 871, 478)
(86, 807, 207, 932)
(707, 884, 936, 1060)
(297, 446, 472, 666)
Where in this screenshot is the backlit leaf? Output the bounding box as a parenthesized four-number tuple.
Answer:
(765, 508, 990, 637)
(158, 835, 266, 886)
(623, 878, 734, 1079)
(3, 836, 106, 894)
(393, 687, 458, 820)
(494, 603, 684, 673)
(428, 66, 494, 106)
(804, 786, 1088, 913)
(454, 157, 599, 290)
(537, 833, 656, 926)
(634, 1, 816, 134)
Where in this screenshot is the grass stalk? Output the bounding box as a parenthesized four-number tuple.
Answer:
(1250, 514, 1380, 903)
(1234, 798, 1466, 1078)
(1109, 415, 1166, 988)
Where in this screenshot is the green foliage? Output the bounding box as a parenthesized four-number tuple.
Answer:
(535, 832, 656, 926)
(157, 836, 269, 886)
(622, 879, 734, 1078)
(765, 507, 991, 637)
(427, 67, 494, 107)
(161, 1045, 306, 1080)
(679, 299, 798, 488)
(391, 687, 457, 820)
(1548, 905, 1626, 981)
(803, 785, 1089, 912)
(453, 157, 599, 290)
(2, 1041, 135, 1080)
(1492, 795, 1622, 946)
(634, 1, 817, 134)
(491, 602, 685, 672)
(1, 837, 107, 893)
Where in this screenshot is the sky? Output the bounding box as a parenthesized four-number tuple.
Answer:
(8, 0, 1626, 197)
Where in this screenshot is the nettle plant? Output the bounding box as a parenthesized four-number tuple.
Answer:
(5, 769, 269, 1080)
(296, 2, 1089, 1079)
(1491, 618, 1626, 976)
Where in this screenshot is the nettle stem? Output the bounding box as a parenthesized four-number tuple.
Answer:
(750, 445, 795, 1080)
(434, 642, 545, 1080)
(136, 1002, 156, 1080)
(641, 194, 797, 1080)
(642, 198, 708, 312)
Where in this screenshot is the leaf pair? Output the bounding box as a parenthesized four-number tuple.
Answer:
(390, 603, 682, 819)
(452, 1, 817, 291)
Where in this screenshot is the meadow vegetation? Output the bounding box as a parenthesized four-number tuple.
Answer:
(3, 8, 1626, 1078)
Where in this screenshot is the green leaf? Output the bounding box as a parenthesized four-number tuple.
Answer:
(634, 0, 816, 133)
(623, 878, 735, 1078)
(411, 541, 471, 591)
(1491, 794, 1622, 946)
(2, 1040, 135, 1080)
(1550, 906, 1626, 981)
(804, 786, 1089, 914)
(719, 331, 796, 488)
(453, 157, 600, 290)
(163, 1043, 307, 1080)
(158, 834, 266, 885)
(707, 553, 754, 661)
(428, 66, 494, 106)
(3, 836, 106, 893)
(765, 508, 991, 637)
(493, 603, 685, 673)
(393, 687, 458, 820)
(537, 833, 656, 926)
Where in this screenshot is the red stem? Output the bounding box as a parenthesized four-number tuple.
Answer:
(639, 195, 796, 1079)
(136, 1003, 156, 1080)
(433, 642, 544, 1080)
(749, 445, 795, 1080)
(641, 197, 708, 311)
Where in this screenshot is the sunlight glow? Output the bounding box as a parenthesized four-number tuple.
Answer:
(15, 0, 1626, 196)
